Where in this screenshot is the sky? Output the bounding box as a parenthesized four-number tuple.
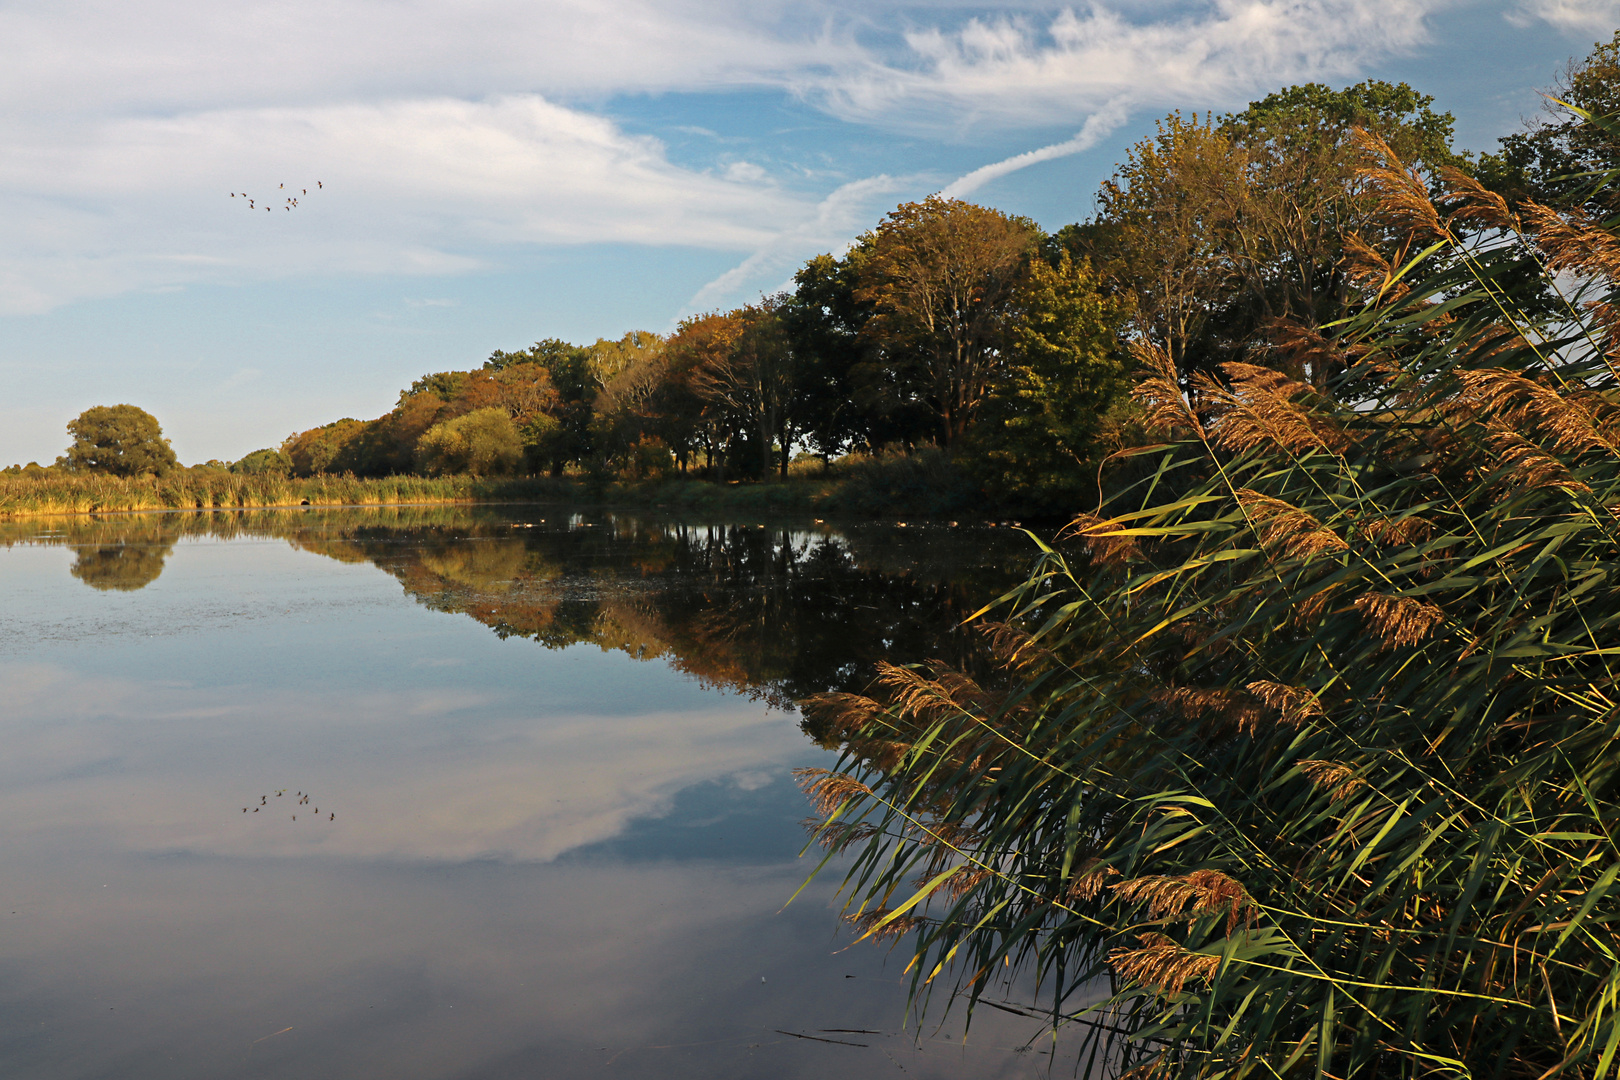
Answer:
(2, 0, 1618, 465)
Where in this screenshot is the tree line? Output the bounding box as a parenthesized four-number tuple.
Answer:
(18, 34, 1620, 515)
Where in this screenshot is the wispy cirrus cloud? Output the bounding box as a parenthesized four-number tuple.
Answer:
(1507, 0, 1620, 32)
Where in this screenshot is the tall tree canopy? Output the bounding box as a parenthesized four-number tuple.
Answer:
(64, 404, 178, 477)
(1068, 81, 1467, 384)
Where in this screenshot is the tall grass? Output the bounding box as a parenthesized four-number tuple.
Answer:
(0, 472, 579, 520)
(798, 130, 1620, 1078)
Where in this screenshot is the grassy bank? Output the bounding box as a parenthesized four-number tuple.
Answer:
(0, 446, 1051, 522)
(0, 446, 1016, 521)
(0, 472, 581, 520)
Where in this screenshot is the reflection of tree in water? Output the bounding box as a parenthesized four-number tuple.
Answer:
(5, 508, 1039, 707)
(70, 538, 176, 590)
(302, 515, 1036, 713)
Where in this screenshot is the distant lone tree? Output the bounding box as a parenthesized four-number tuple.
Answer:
(64, 405, 178, 477)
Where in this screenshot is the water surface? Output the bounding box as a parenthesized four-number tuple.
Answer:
(0, 506, 1059, 1078)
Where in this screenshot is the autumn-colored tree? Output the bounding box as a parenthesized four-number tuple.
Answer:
(63, 404, 179, 477)
(282, 418, 366, 476)
(690, 298, 801, 478)
(855, 196, 1040, 446)
(1077, 114, 1247, 381)
(1071, 82, 1467, 383)
(665, 312, 746, 475)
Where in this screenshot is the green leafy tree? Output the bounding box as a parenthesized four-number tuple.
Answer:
(961, 253, 1130, 502)
(414, 407, 523, 477)
(486, 339, 595, 475)
(781, 252, 885, 457)
(63, 405, 178, 477)
(70, 539, 173, 591)
(689, 298, 803, 479)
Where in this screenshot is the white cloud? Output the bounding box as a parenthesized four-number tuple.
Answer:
(1508, 0, 1620, 31)
(0, 0, 1453, 314)
(0, 659, 804, 863)
(0, 95, 814, 312)
(812, 0, 1441, 132)
(723, 161, 770, 182)
(941, 95, 1130, 197)
(682, 173, 913, 314)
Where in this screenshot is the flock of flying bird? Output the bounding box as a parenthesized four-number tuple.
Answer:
(244, 789, 334, 821)
(229, 181, 322, 212)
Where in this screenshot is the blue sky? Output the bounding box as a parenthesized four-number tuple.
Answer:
(1, 0, 1615, 465)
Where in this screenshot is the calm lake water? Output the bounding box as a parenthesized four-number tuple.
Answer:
(0, 505, 1062, 1079)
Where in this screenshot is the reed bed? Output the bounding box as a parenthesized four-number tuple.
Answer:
(799, 130, 1620, 1078)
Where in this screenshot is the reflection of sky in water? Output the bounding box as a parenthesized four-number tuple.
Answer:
(0, 511, 1055, 1079)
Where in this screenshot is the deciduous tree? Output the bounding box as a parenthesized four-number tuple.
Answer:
(855, 196, 1041, 446)
(963, 253, 1130, 501)
(63, 404, 179, 477)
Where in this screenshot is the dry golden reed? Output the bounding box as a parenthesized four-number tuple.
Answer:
(1108, 933, 1223, 998)
(794, 767, 874, 817)
(844, 908, 926, 944)
(1438, 166, 1519, 233)
(1244, 681, 1325, 727)
(1200, 364, 1349, 456)
(1353, 593, 1445, 649)
(1299, 759, 1368, 802)
(1112, 869, 1254, 935)
(1131, 341, 1205, 437)
(1236, 488, 1349, 560)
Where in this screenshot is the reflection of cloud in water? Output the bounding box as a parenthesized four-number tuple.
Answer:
(0, 853, 1051, 1079)
(0, 661, 808, 863)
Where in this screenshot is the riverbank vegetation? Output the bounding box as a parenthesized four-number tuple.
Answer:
(796, 37, 1620, 1080)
